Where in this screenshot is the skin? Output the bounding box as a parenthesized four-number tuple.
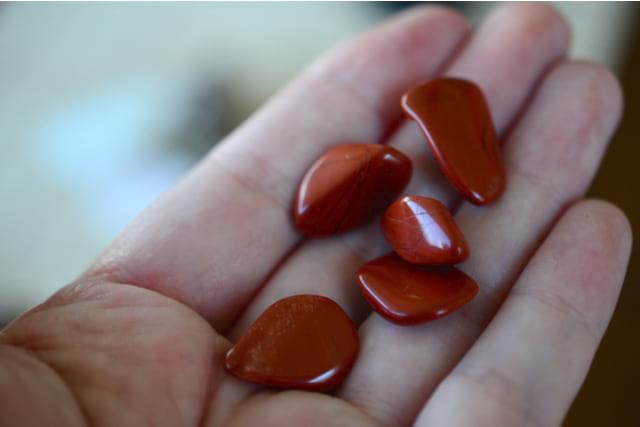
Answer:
(0, 4, 633, 427)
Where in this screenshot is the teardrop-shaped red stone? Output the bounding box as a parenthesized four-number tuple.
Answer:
(381, 195, 468, 264)
(224, 295, 359, 391)
(356, 254, 478, 325)
(293, 143, 412, 236)
(402, 78, 505, 205)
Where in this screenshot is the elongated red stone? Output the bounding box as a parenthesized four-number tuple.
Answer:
(382, 195, 468, 264)
(293, 143, 412, 236)
(356, 254, 478, 325)
(224, 295, 359, 391)
(402, 78, 505, 205)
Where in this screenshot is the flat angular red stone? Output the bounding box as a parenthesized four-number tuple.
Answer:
(381, 195, 468, 265)
(224, 295, 359, 391)
(293, 143, 412, 236)
(356, 254, 478, 325)
(402, 78, 505, 205)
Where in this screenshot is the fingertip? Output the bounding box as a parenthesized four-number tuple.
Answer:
(567, 199, 633, 258)
(314, 5, 470, 74)
(400, 5, 470, 34)
(379, 6, 471, 81)
(491, 2, 572, 53)
(551, 60, 623, 123)
(365, 5, 471, 64)
(581, 61, 624, 124)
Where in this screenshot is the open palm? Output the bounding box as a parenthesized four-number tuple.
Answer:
(0, 4, 632, 427)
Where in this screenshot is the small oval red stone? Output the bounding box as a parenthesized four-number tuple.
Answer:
(382, 195, 468, 265)
(356, 253, 478, 325)
(402, 78, 505, 205)
(293, 143, 412, 236)
(224, 295, 359, 391)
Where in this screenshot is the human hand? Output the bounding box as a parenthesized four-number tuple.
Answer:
(0, 4, 631, 426)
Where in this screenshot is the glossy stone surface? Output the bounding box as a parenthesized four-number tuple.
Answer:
(356, 254, 478, 325)
(382, 195, 468, 265)
(402, 78, 505, 205)
(293, 143, 412, 236)
(224, 295, 359, 391)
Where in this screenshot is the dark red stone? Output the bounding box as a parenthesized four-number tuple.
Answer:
(402, 78, 505, 205)
(356, 254, 478, 325)
(381, 195, 468, 264)
(224, 295, 359, 391)
(293, 143, 412, 236)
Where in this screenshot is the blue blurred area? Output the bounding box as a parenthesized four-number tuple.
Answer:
(33, 79, 193, 238)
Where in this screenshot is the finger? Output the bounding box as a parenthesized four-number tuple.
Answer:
(340, 61, 621, 427)
(229, 3, 568, 341)
(87, 7, 469, 331)
(416, 200, 632, 427)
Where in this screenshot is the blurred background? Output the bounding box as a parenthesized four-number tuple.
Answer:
(0, 2, 638, 425)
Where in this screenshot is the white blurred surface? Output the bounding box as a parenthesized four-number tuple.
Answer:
(0, 3, 636, 317)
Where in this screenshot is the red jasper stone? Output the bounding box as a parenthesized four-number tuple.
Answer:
(356, 253, 478, 325)
(402, 78, 505, 205)
(381, 195, 468, 264)
(224, 295, 359, 391)
(293, 143, 412, 236)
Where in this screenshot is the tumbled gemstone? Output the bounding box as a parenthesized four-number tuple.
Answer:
(356, 253, 478, 325)
(224, 295, 359, 391)
(293, 143, 412, 236)
(381, 195, 468, 264)
(402, 78, 505, 205)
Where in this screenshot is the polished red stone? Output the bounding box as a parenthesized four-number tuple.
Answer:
(356, 254, 478, 325)
(402, 78, 505, 205)
(224, 295, 359, 391)
(293, 143, 412, 236)
(381, 195, 468, 265)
